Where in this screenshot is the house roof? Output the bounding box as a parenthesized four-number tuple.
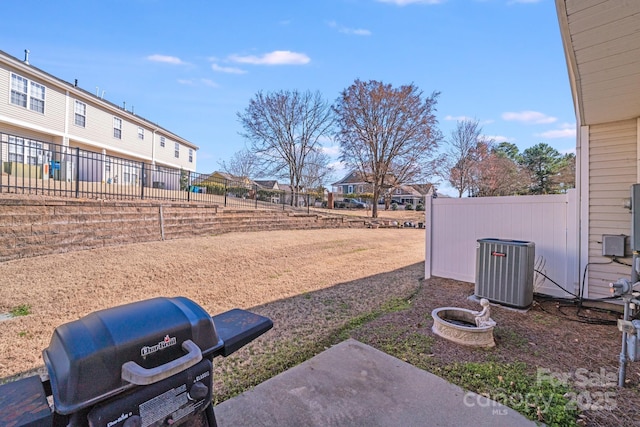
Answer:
(331, 170, 364, 186)
(331, 170, 398, 187)
(556, 1, 640, 126)
(255, 180, 278, 189)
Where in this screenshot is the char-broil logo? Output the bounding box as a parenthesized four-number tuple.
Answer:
(141, 335, 177, 357)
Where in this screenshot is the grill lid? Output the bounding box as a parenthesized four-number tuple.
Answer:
(43, 297, 222, 415)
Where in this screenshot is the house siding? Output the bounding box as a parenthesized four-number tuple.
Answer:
(1, 64, 66, 133)
(587, 119, 637, 298)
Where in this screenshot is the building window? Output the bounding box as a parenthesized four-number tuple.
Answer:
(113, 117, 122, 139)
(348, 185, 353, 194)
(10, 74, 28, 107)
(8, 136, 43, 165)
(29, 81, 45, 113)
(138, 127, 144, 140)
(9, 73, 46, 113)
(174, 142, 179, 158)
(188, 149, 193, 163)
(74, 101, 86, 127)
(160, 136, 165, 147)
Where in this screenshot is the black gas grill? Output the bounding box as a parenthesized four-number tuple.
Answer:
(0, 297, 272, 427)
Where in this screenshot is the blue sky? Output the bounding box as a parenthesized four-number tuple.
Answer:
(1, 0, 574, 195)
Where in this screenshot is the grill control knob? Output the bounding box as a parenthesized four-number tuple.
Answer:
(123, 415, 142, 427)
(189, 381, 209, 400)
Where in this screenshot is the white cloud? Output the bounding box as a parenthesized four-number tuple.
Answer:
(535, 122, 576, 139)
(321, 145, 341, 157)
(535, 128, 576, 139)
(483, 135, 516, 143)
(377, 0, 446, 5)
(177, 78, 218, 88)
(502, 110, 557, 124)
(147, 54, 185, 65)
(200, 79, 219, 88)
(328, 21, 372, 36)
(229, 50, 310, 65)
(211, 64, 247, 74)
(444, 115, 473, 121)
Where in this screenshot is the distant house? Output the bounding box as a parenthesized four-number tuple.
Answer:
(331, 170, 373, 197)
(190, 171, 255, 196)
(389, 184, 433, 206)
(278, 183, 307, 206)
(255, 180, 279, 191)
(331, 170, 433, 205)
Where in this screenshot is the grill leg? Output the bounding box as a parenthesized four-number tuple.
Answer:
(205, 404, 218, 427)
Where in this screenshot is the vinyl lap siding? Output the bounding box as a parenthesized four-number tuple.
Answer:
(1, 65, 66, 133)
(587, 119, 636, 298)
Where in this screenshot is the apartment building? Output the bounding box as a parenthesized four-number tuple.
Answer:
(0, 49, 197, 189)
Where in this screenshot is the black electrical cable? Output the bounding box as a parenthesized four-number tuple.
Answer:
(534, 268, 580, 299)
(533, 263, 626, 325)
(578, 260, 613, 304)
(612, 256, 632, 267)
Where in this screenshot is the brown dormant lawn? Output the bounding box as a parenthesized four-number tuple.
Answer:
(0, 226, 425, 379)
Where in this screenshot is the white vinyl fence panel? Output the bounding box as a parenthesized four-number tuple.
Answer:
(425, 190, 578, 298)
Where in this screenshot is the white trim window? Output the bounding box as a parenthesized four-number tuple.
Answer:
(174, 142, 179, 158)
(160, 136, 165, 147)
(9, 73, 46, 113)
(8, 136, 43, 165)
(74, 101, 86, 127)
(138, 127, 144, 140)
(113, 117, 122, 139)
(188, 149, 193, 163)
(29, 81, 45, 113)
(10, 74, 28, 107)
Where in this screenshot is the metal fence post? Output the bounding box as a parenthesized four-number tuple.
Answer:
(141, 162, 145, 200)
(75, 147, 80, 198)
(254, 184, 258, 209)
(224, 179, 228, 207)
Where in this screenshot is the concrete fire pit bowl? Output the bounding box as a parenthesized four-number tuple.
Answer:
(431, 306, 496, 348)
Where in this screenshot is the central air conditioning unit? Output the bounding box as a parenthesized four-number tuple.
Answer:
(475, 238, 535, 309)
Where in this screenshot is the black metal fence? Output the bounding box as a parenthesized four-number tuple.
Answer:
(0, 133, 317, 211)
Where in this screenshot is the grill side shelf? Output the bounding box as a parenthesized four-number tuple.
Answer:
(208, 309, 273, 358)
(0, 375, 53, 426)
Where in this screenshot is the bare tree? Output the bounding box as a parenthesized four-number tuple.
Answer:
(444, 119, 484, 198)
(299, 149, 333, 191)
(237, 90, 334, 204)
(218, 148, 260, 179)
(333, 80, 442, 218)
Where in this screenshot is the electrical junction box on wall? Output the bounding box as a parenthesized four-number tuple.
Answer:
(602, 234, 626, 257)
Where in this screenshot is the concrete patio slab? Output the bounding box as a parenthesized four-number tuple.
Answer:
(215, 339, 540, 427)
